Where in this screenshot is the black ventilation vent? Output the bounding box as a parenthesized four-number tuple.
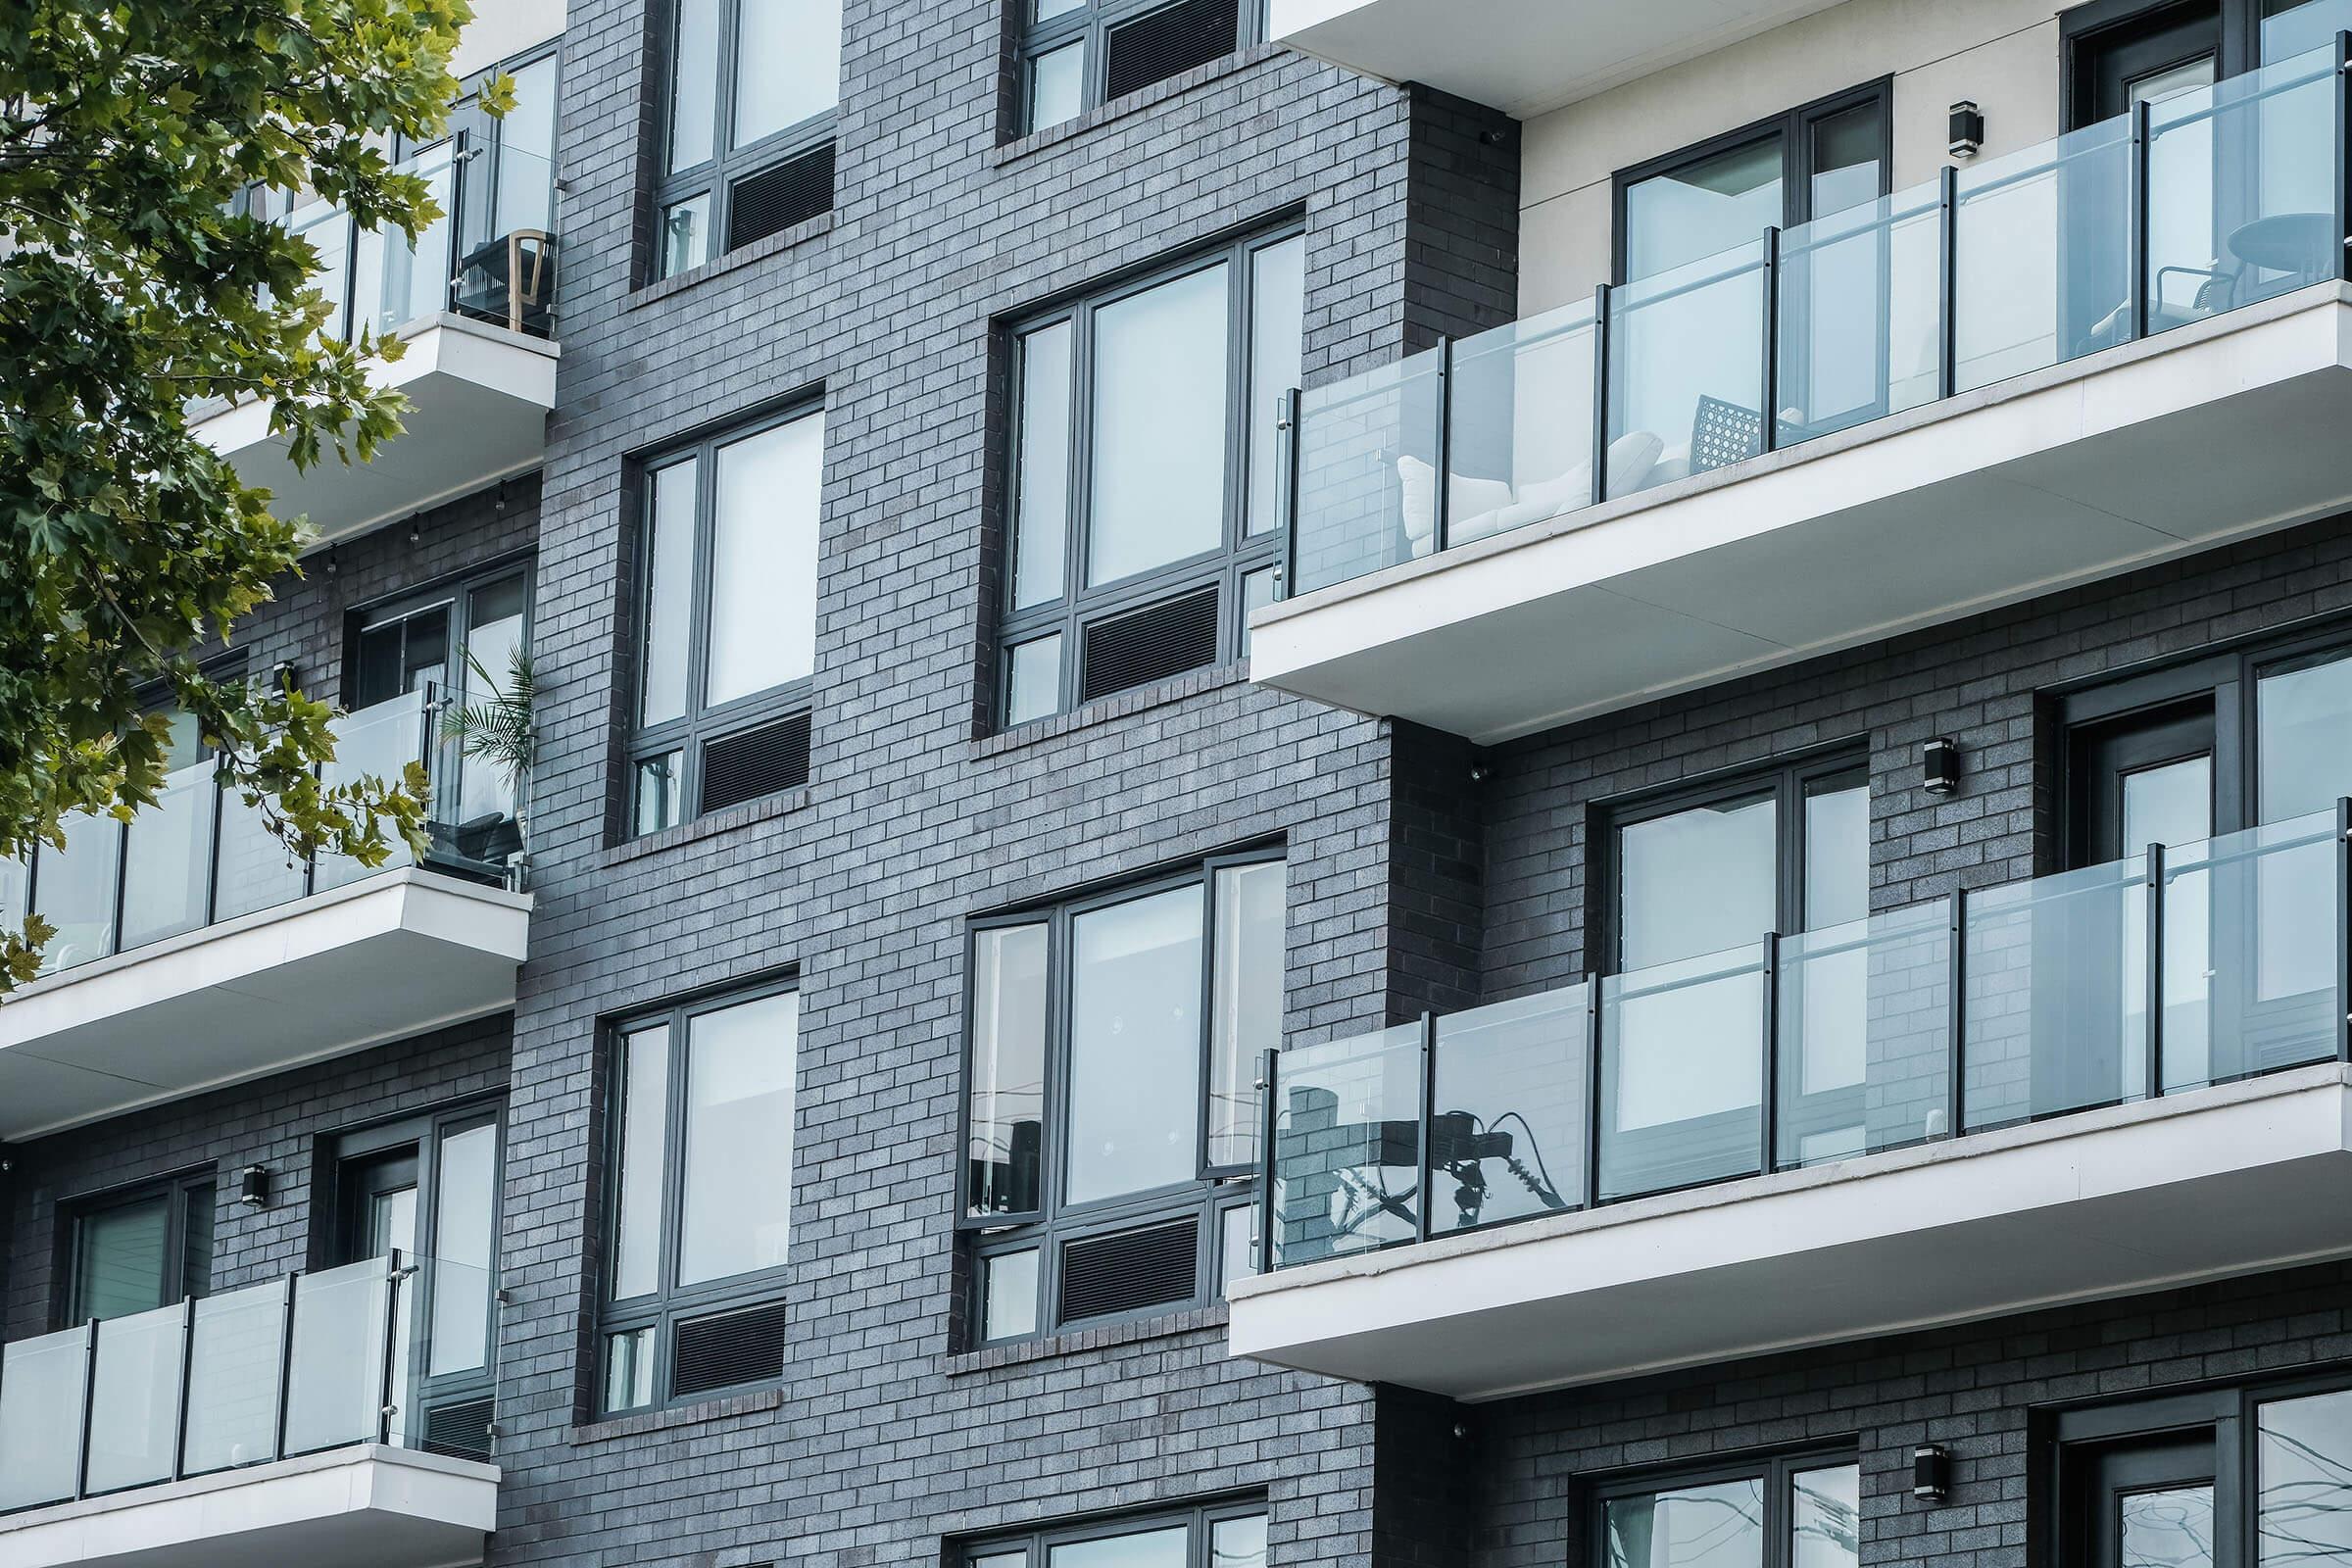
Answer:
(701, 710, 811, 815)
(1103, 0, 1241, 102)
(672, 1299, 789, 1397)
(420, 1396, 495, 1460)
(1059, 1218, 1198, 1323)
(1079, 584, 1220, 705)
(727, 141, 835, 253)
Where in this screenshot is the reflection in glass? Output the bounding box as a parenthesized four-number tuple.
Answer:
(708, 414, 823, 707)
(733, 0, 842, 150)
(1014, 320, 1074, 609)
(1066, 887, 1205, 1204)
(1219, 1204, 1255, 1289)
(605, 1326, 657, 1412)
(1603, 1478, 1765, 1568)
(2122, 1486, 2215, 1568)
(1210, 1515, 1270, 1568)
(968, 923, 1049, 1215)
(1006, 635, 1062, 727)
(666, 0, 720, 172)
(1029, 41, 1084, 132)
(1088, 265, 1230, 586)
(661, 193, 712, 278)
(678, 991, 799, 1285)
(429, 1123, 497, 1375)
(641, 456, 698, 725)
(1248, 236, 1306, 535)
(982, 1248, 1039, 1342)
(1051, 1525, 1188, 1568)
(1269, 1026, 1423, 1266)
(1433, 984, 1589, 1230)
(2260, 1387, 2352, 1563)
(1791, 1465, 1860, 1568)
(1207, 861, 1284, 1167)
(2125, 757, 2214, 1089)
(2258, 653, 2352, 823)
(612, 1024, 671, 1300)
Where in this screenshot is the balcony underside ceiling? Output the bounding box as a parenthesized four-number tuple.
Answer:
(1227, 1065, 2352, 1401)
(1268, 0, 1852, 117)
(1250, 287, 2352, 747)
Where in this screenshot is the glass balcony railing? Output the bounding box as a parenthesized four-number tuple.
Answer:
(281, 134, 560, 348)
(0, 683, 525, 982)
(1281, 38, 2350, 597)
(1260, 808, 2349, 1271)
(0, 1251, 498, 1515)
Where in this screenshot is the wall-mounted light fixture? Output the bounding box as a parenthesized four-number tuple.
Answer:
(1949, 101, 1984, 159)
(1923, 737, 1962, 795)
(1913, 1444, 1952, 1503)
(237, 1164, 272, 1209)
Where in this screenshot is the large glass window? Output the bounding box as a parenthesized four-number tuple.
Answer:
(961, 1501, 1267, 1568)
(655, 0, 840, 278)
(1597, 1455, 1858, 1568)
(63, 1173, 215, 1326)
(631, 408, 824, 833)
(962, 852, 1282, 1344)
(602, 985, 800, 1412)
(1015, 0, 1256, 136)
(1001, 229, 1301, 723)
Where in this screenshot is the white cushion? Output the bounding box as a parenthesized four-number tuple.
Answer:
(1601, 430, 1663, 499)
(1396, 457, 1514, 551)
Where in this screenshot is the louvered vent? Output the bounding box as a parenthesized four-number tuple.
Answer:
(1058, 1217, 1198, 1323)
(726, 141, 835, 253)
(701, 710, 811, 815)
(1079, 584, 1219, 705)
(1102, 0, 1241, 102)
(672, 1299, 789, 1397)
(420, 1396, 495, 1460)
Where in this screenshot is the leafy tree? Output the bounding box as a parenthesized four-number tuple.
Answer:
(0, 0, 491, 988)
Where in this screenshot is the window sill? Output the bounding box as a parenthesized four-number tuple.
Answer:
(991, 44, 1282, 168)
(567, 1385, 785, 1446)
(600, 786, 813, 866)
(973, 661, 1252, 757)
(628, 212, 837, 308)
(946, 1302, 1229, 1375)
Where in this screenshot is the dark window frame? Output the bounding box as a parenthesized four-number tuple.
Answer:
(1584, 1446, 1861, 1568)
(56, 1169, 217, 1329)
(626, 400, 825, 833)
(1608, 77, 1894, 286)
(1014, 0, 1259, 135)
(956, 848, 1282, 1345)
(597, 975, 803, 1414)
(998, 225, 1299, 726)
(651, 0, 838, 278)
(957, 1496, 1269, 1568)
(2037, 1366, 2352, 1568)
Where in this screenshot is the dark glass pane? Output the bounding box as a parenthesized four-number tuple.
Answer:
(967, 923, 1049, 1215)
(74, 1197, 169, 1323)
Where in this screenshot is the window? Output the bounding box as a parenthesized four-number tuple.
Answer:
(1016, 0, 1255, 134)
(962, 853, 1282, 1343)
(959, 1501, 1267, 1568)
(62, 1173, 215, 1326)
(1000, 229, 1301, 723)
(2049, 1376, 2352, 1566)
(631, 407, 823, 834)
(602, 984, 800, 1412)
(1594, 1454, 1858, 1568)
(655, 0, 841, 277)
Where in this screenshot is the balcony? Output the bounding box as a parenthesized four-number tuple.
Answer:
(1256, 44, 2352, 744)
(0, 687, 530, 1140)
(1230, 810, 2352, 1399)
(195, 138, 561, 547)
(0, 1253, 499, 1568)
(1268, 0, 1849, 116)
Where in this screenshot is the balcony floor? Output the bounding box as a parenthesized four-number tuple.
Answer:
(1252, 284, 2352, 746)
(1228, 1063, 2352, 1400)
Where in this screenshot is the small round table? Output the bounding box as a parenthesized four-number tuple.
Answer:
(2228, 213, 2337, 280)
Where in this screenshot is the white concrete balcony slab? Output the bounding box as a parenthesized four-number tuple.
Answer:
(1230, 1063, 2352, 1401)
(1268, 0, 1851, 116)
(0, 1446, 497, 1568)
(194, 313, 556, 549)
(0, 868, 530, 1140)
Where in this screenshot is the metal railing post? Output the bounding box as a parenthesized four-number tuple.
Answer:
(376, 1250, 406, 1446)
(1947, 887, 1969, 1138)
(2337, 798, 2351, 1064)
(1584, 971, 1605, 1205)
(1430, 339, 1455, 555)
(1255, 1046, 1280, 1272)
(1760, 227, 1783, 455)
(1276, 386, 1302, 598)
(2144, 843, 2167, 1102)
(73, 1317, 99, 1500)
(2336, 33, 2352, 283)
(171, 1295, 197, 1481)
(1591, 285, 1613, 507)
(1413, 1012, 1438, 1243)
(271, 1272, 299, 1461)
(2128, 98, 2153, 343)
(1759, 931, 1783, 1171)
(1937, 165, 1960, 400)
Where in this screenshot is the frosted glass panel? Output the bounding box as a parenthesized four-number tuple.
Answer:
(707, 413, 823, 707)
(1088, 264, 1230, 586)
(678, 991, 800, 1285)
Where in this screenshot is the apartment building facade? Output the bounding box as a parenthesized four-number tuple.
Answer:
(6, 0, 2352, 1566)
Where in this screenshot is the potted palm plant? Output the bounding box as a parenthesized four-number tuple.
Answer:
(439, 646, 536, 884)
